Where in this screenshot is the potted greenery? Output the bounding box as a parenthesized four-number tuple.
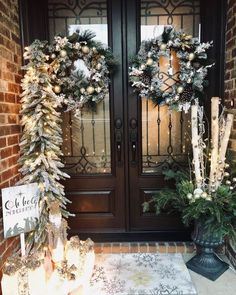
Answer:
(143, 98, 236, 281)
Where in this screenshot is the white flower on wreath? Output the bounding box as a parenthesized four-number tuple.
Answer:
(54, 36, 68, 50)
(129, 68, 143, 76)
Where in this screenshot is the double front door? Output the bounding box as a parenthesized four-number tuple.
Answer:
(51, 0, 201, 240)
(21, 0, 225, 240)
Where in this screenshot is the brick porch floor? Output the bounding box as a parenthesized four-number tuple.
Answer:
(94, 242, 196, 254)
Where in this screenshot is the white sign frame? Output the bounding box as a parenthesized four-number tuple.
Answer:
(1, 183, 40, 239)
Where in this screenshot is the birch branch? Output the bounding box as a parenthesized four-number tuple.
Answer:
(209, 97, 219, 189)
(191, 105, 202, 188)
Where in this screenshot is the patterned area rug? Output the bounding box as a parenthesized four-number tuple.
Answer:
(89, 253, 197, 295)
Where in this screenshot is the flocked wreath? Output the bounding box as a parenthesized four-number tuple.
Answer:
(129, 26, 213, 112)
(23, 30, 116, 115)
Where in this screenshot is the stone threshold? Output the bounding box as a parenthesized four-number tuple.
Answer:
(94, 241, 196, 254)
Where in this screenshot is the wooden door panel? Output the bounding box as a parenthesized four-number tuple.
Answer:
(67, 191, 115, 214)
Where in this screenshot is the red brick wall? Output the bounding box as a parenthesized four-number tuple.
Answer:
(225, 0, 236, 266)
(225, 0, 236, 152)
(0, 0, 22, 279)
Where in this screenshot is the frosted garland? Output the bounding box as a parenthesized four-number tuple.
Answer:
(17, 30, 115, 251)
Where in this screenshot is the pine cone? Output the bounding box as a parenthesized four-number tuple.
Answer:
(180, 86, 193, 102)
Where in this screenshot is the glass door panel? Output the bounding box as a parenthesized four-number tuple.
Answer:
(140, 0, 200, 174)
(48, 0, 111, 174)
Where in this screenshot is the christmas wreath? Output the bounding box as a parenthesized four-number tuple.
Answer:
(23, 30, 116, 115)
(129, 26, 213, 112)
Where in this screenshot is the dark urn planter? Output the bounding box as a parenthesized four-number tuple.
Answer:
(186, 221, 229, 281)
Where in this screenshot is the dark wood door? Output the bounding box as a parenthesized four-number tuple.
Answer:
(19, 0, 226, 241)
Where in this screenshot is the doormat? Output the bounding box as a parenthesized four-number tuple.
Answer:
(89, 253, 197, 295)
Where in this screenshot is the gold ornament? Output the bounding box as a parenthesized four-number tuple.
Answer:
(225, 163, 230, 168)
(225, 180, 231, 185)
(146, 58, 153, 66)
(92, 47, 98, 53)
(86, 86, 95, 94)
(177, 86, 184, 94)
(82, 46, 90, 54)
(53, 85, 61, 93)
(233, 177, 236, 182)
(224, 172, 230, 177)
(188, 53, 195, 61)
(160, 43, 167, 51)
(60, 49, 67, 57)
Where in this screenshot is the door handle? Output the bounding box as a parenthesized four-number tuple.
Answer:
(114, 118, 123, 164)
(130, 118, 137, 164)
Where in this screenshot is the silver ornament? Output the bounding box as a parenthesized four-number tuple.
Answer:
(51, 53, 56, 59)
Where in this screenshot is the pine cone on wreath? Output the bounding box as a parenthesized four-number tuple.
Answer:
(142, 72, 151, 85)
(180, 85, 193, 102)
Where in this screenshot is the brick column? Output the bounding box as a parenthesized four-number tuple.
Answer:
(225, 0, 236, 268)
(0, 0, 22, 280)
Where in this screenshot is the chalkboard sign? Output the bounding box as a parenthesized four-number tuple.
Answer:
(1, 183, 39, 238)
